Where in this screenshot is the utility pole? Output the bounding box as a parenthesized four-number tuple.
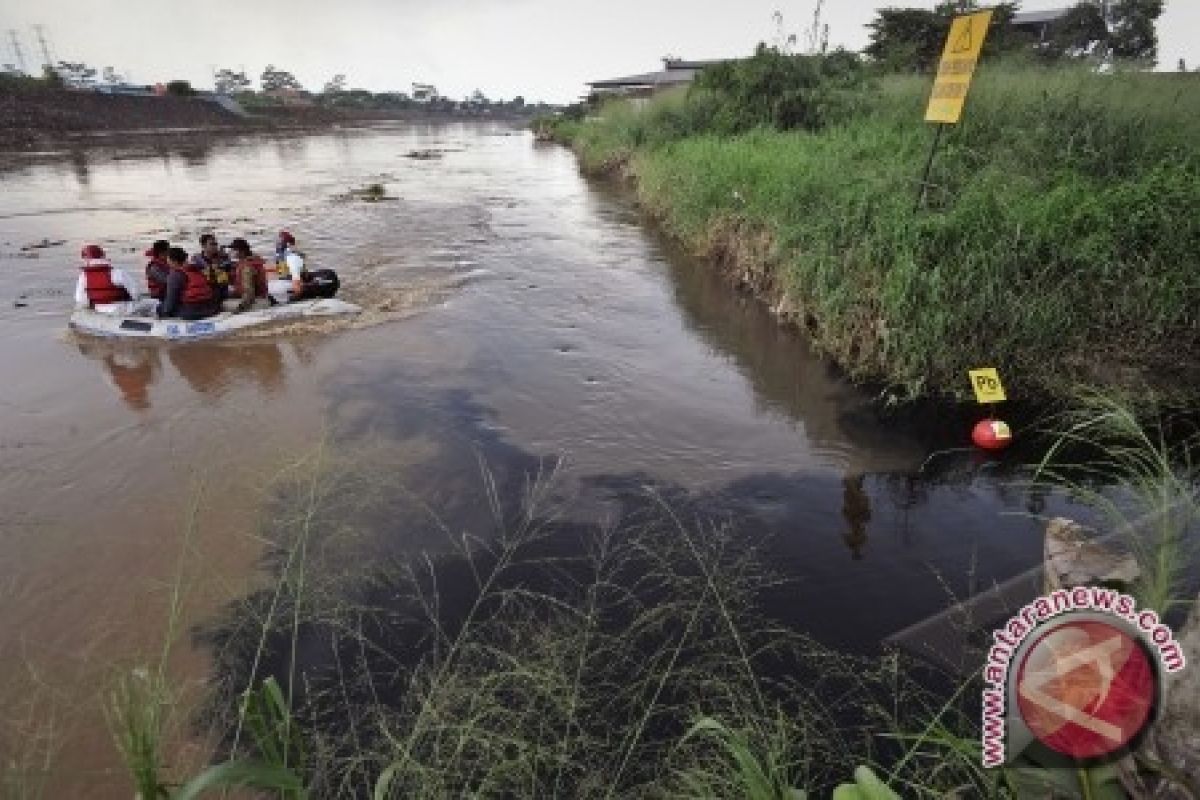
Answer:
(1099, 0, 1114, 65)
(8, 30, 27, 73)
(32, 24, 54, 69)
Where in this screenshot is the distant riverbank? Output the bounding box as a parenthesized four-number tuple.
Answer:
(0, 86, 536, 150)
(544, 63, 1200, 406)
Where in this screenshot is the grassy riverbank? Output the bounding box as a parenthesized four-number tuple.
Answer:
(546, 65, 1200, 404)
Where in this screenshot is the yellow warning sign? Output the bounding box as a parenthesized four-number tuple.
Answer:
(969, 368, 1007, 404)
(925, 10, 993, 124)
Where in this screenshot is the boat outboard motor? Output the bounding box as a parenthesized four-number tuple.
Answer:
(303, 269, 340, 299)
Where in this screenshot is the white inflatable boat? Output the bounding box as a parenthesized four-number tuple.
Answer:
(69, 298, 363, 341)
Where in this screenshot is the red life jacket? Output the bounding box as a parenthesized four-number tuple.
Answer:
(146, 257, 169, 299)
(181, 264, 215, 305)
(81, 259, 131, 305)
(230, 256, 269, 299)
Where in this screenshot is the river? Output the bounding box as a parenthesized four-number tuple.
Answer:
(0, 123, 1085, 795)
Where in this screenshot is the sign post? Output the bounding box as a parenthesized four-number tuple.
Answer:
(916, 9, 994, 210)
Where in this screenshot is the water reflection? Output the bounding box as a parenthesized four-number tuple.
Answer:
(652, 225, 930, 476)
(273, 137, 310, 166)
(68, 149, 91, 188)
(885, 473, 927, 546)
(104, 349, 158, 411)
(74, 338, 296, 408)
(0, 134, 234, 188)
(168, 342, 286, 397)
(75, 339, 159, 410)
(841, 472, 871, 560)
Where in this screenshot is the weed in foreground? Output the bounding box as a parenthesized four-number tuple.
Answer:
(186, 453, 995, 798)
(1036, 392, 1200, 615)
(104, 415, 1199, 798)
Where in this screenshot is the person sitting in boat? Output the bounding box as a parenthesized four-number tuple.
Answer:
(75, 244, 140, 309)
(226, 238, 270, 312)
(270, 230, 340, 303)
(158, 247, 218, 320)
(269, 230, 305, 303)
(144, 240, 172, 300)
(189, 234, 233, 303)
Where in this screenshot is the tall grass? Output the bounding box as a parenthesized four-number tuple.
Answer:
(178, 449, 1004, 798)
(106, 668, 176, 799)
(104, 475, 206, 799)
(553, 65, 1200, 402)
(97, 419, 1197, 798)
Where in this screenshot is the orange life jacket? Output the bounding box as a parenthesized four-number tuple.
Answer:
(230, 255, 269, 299)
(181, 264, 215, 305)
(81, 260, 131, 305)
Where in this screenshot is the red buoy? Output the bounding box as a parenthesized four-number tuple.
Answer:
(972, 418, 1013, 451)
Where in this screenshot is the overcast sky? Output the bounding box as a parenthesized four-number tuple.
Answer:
(2, 0, 1197, 102)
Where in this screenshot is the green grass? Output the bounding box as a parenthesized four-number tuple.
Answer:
(105, 668, 177, 800)
(551, 66, 1200, 402)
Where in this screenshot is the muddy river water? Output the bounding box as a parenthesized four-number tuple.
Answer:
(0, 123, 1084, 794)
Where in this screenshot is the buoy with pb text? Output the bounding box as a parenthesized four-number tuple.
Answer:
(972, 418, 1012, 452)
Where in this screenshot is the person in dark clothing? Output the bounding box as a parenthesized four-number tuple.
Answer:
(144, 239, 172, 300)
(189, 233, 233, 303)
(158, 247, 218, 320)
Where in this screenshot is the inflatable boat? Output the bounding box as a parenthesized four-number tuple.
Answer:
(69, 298, 363, 341)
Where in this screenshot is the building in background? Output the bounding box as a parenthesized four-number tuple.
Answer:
(1010, 7, 1072, 42)
(411, 83, 439, 103)
(586, 58, 726, 105)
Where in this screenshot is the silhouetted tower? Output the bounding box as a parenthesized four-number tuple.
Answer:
(32, 24, 55, 69)
(8, 30, 28, 73)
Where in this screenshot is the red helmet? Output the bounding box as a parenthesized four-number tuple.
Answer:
(278, 230, 296, 246)
(81, 244, 106, 259)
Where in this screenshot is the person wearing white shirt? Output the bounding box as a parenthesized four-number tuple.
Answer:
(75, 244, 141, 310)
(269, 229, 307, 303)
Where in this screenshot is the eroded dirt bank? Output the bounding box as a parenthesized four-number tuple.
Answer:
(0, 87, 538, 150)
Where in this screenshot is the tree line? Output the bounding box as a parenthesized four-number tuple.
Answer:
(865, 0, 1166, 72)
(2, 60, 544, 111)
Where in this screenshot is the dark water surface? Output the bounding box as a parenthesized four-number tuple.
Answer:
(0, 124, 1087, 793)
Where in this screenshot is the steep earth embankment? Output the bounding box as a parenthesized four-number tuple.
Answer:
(1, 88, 544, 151)
(0, 88, 269, 148)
